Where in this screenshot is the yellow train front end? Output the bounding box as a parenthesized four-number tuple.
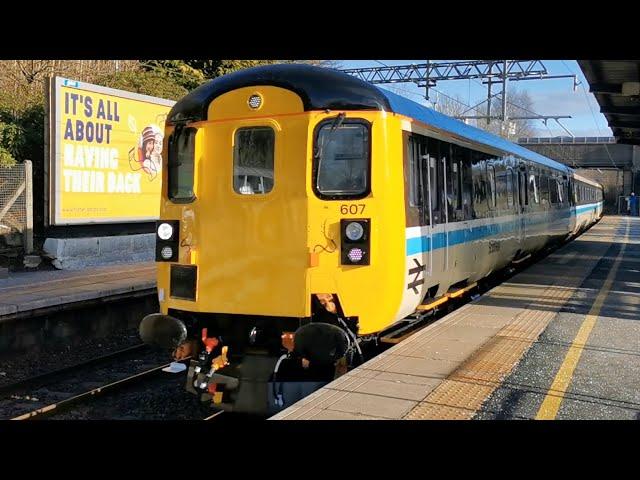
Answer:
(139, 65, 408, 414)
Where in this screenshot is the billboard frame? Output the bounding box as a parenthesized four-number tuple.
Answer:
(48, 75, 175, 226)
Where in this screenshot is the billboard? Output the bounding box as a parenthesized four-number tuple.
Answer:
(48, 76, 176, 225)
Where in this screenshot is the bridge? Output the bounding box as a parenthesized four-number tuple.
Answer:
(518, 136, 640, 213)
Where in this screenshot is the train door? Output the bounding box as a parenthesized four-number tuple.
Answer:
(441, 144, 450, 272)
(407, 134, 432, 278)
(426, 138, 447, 274)
(417, 139, 433, 277)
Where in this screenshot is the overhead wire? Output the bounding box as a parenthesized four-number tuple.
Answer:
(368, 60, 579, 166)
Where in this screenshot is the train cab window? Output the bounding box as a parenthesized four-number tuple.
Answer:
(168, 126, 197, 202)
(315, 120, 370, 198)
(234, 127, 275, 195)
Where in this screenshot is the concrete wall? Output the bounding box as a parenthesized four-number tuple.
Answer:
(43, 233, 155, 270)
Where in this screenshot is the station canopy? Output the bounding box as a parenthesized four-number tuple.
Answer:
(578, 60, 640, 145)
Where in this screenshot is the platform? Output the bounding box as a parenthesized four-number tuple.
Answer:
(0, 262, 156, 320)
(271, 216, 640, 420)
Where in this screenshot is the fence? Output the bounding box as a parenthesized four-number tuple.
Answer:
(0, 160, 33, 253)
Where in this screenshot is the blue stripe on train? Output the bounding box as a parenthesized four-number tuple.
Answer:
(406, 203, 601, 256)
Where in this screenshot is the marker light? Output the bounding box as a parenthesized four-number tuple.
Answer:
(345, 222, 364, 241)
(347, 247, 364, 263)
(248, 94, 262, 109)
(161, 246, 174, 260)
(157, 223, 174, 240)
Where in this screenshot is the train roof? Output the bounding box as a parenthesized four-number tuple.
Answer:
(573, 173, 603, 189)
(168, 63, 570, 174)
(379, 88, 570, 173)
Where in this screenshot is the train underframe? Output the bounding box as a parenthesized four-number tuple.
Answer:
(140, 295, 368, 416)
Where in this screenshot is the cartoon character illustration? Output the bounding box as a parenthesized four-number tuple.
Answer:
(129, 124, 164, 181)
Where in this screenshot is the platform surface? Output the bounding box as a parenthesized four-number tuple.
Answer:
(0, 262, 156, 319)
(271, 216, 640, 420)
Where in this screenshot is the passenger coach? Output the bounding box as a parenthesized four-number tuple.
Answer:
(140, 64, 604, 413)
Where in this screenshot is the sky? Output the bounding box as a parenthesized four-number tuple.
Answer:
(338, 60, 612, 138)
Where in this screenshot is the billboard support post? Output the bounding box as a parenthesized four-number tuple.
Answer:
(24, 160, 34, 254)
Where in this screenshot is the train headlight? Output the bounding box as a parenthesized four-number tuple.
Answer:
(155, 220, 179, 262)
(347, 247, 364, 263)
(340, 218, 370, 266)
(345, 222, 364, 241)
(160, 246, 174, 260)
(157, 223, 174, 240)
(248, 94, 262, 109)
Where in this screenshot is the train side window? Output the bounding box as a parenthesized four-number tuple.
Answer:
(529, 173, 539, 204)
(168, 126, 197, 202)
(506, 168, 514, 208)
(495, 170, 505, 210)
(550, 177, 558, 204)
(461, 148, 473, 220)
(427, 137, 442, 224)
(407, 136, 422, 207)
(557, 179, 564, 203)
(539, 174, 549, 206)
(472, 151, 488, 218)
(450, 144, 465, 221)
(314, 120, 370, 198)
(518, 163, 528, 207)
(234, 127, 275, 195)
(440, 141, 451, 221)
(487, 164, 497, 210)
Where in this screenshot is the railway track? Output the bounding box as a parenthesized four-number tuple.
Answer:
(2, 345, 225, 421)
(0, 344, 179, 420)
(0, 343, 149, 399)
(11, 359, 185, 420)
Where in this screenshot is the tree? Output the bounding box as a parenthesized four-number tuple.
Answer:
(432, 92, 469, 118)
(0, 143, 15, 166)
(471, 88, 537, 139)
(141, 60, 286, 89)
(140, 60, 342, 91)
(96, 70, 189, 101)
(0, 60, 139, 164)
(140, 60, 206, 91)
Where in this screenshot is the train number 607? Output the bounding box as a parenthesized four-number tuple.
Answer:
(340, 204, 365, 215)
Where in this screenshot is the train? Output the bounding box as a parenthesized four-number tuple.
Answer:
(139, 63, 604, 414)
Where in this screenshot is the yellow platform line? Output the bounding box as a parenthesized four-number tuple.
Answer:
(535, 220, 629, 420)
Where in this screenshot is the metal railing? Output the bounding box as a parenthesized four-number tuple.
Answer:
(0, 160, 33, 253)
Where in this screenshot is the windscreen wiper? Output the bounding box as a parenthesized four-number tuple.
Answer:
(314, 112, 346, 159)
